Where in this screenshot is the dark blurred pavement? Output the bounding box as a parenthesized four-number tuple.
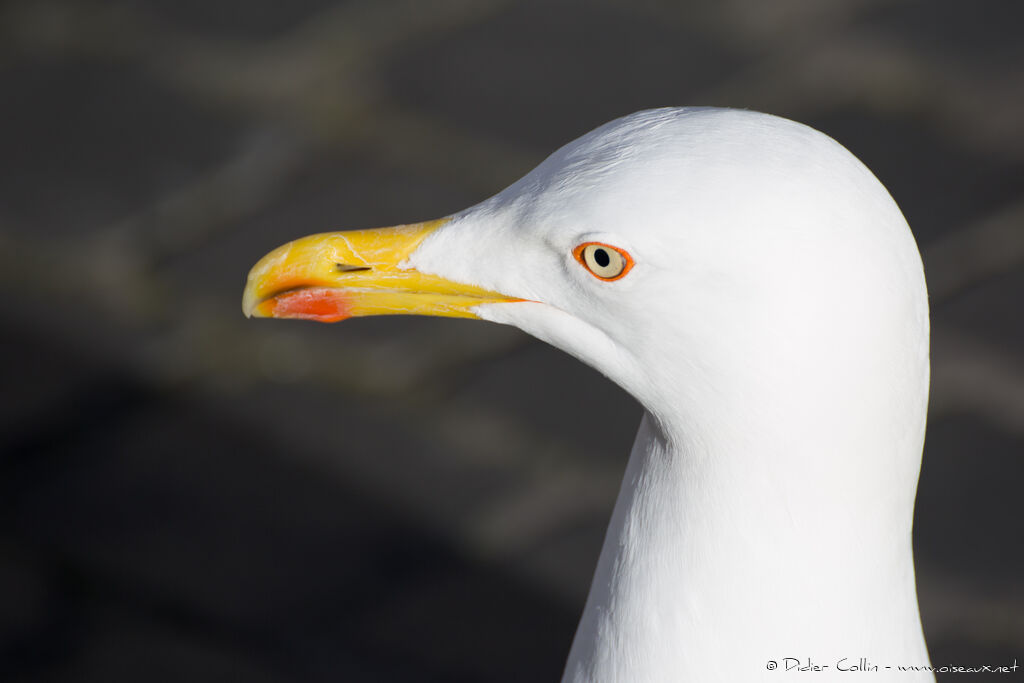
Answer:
(1, 1, 1022, 681)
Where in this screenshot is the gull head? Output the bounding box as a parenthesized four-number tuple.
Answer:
(244, 107, 929, 449)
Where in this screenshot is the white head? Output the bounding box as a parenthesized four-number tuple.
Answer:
(410, 108, 929, 464)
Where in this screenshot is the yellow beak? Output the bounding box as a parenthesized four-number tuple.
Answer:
(242, 219, 519, 322)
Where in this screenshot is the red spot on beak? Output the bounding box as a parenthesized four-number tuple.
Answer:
(270, 288, 352, 322)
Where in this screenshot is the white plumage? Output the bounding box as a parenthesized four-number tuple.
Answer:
(246, 107, 933, 682)
(411, 108, 931, 682)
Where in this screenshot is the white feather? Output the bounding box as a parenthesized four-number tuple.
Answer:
(410, 108, 932, 682)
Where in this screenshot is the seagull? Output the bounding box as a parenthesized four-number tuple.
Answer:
(242, 107, 933, 682)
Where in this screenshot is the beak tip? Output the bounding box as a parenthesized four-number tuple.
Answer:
(241, 286, 262, 319)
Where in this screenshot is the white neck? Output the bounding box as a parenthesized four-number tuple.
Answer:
(561, 408, 932, 683)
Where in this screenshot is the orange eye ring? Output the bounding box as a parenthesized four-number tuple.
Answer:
(573, 242, 634, 281)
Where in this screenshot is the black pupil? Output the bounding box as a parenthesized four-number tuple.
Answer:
(593, 248, 611, 268)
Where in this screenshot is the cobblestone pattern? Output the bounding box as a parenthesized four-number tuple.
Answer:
(1, 1, 1022, 681)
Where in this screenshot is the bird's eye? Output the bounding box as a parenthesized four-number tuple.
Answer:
(573, 242, 634, 281)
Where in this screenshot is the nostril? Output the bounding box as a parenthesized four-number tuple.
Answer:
(335, 263, 371, 273)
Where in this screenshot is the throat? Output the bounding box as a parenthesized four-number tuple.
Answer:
(561, 412, 929, 683)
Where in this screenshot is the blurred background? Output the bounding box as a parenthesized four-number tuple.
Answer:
(1, 0, 1022, 681)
